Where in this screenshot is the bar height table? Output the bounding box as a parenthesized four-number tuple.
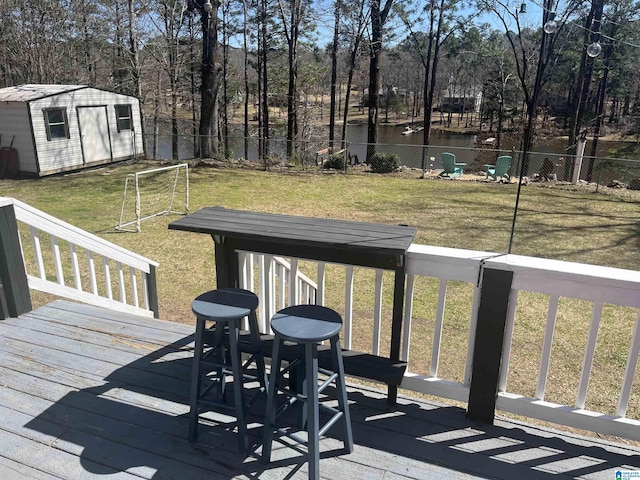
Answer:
(169, 206, 417, 403)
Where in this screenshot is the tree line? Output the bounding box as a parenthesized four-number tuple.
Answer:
(1, 0, 639, 167)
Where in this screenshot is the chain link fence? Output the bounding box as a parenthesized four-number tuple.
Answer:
(143, 129, 640, 188)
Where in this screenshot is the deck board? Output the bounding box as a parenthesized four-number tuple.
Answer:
(1, 300, 640, 479)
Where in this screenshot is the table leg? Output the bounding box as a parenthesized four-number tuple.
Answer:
(213, 235, 239, 289)
(388, 262, 406, 404)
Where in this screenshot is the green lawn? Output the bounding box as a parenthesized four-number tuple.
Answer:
(3, 161, 639, 320)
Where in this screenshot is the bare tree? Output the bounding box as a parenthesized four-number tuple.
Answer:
(188, 0, 220, 158)
(399, 0, 465, 175)
(277, 0, 311, 161)
(341, 0, 369, 145)
(366, 0, 394, 161)
(478, 0, 582, 174)
(566, 0, 604, 161)
(329, 0, 341, 151)
(149, 0, 188, 160)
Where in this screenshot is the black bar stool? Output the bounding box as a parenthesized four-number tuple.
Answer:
(189, 288, 266, 453)
(261, 305, 353, 479)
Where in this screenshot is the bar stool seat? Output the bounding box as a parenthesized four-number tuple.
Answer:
(189, 288, 266, 453)
(262, 305, 353, 479)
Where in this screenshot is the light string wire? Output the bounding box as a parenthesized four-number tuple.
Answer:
(522, 0, 640, 49)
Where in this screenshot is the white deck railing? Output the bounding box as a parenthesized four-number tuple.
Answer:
(243, 244, 640, 442)
(487, 255, 640, 441)
(5, 197, 159, 318)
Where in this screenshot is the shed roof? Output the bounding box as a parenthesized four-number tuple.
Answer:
(0, 84, 87, 102)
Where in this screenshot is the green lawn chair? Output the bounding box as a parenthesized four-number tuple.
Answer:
(439, 152, 466, 179)
(484, 155, 512, 181)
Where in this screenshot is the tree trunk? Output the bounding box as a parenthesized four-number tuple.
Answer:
(222, 1, 230, 159)
(329, 0, 340, 150)
(366, 0, 393, 161)
(586, 46, 610, 180)
(342, 45, 360, 145)
(127, 0, 144, 158)
(199, 2, 219, 159)
(243, 0, 250, 161)
(366, 4, 382, 161)
(189, 16, 199, 157)
(283, 0, 302, 162)
(566, 0, 603, 159)
(260, 0, 270, 167)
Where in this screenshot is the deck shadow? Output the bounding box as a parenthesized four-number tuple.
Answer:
(20, 329, 640, 479)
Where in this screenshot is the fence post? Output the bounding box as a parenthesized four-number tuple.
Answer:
(572, 133, 587, 184)
(466, 265, 513, 424)
(0, 200, 32, 319)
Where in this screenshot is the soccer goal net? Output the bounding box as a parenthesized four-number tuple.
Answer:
(116, 163, 189, 232)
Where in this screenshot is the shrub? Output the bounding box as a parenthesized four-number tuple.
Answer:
(369, 152, 400, 173)
(323, 153, 346, 170)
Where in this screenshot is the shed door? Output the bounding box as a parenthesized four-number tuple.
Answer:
(77, 106, 112, 164)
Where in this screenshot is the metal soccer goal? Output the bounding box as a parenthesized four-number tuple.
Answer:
(116, 163, 189, 232)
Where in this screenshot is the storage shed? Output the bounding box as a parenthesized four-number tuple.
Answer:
(0, 84, 144, 177)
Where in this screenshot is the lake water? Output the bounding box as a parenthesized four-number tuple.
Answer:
(145, 121, 629, 165)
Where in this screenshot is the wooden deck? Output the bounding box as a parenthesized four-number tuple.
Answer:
(2, 300, 640, 479)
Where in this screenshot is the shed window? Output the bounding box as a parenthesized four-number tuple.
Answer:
(44, 108, 70, 141)
(115, 104, 133, 132)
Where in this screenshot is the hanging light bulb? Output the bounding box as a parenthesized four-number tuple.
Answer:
(543, 12, 558, 34)
(587, 34, 602, 57)
(203, 0, 212, 12)
(587, 41, 602, 57)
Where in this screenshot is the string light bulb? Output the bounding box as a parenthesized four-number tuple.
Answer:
(543, 12, 558, 34)
(587, 33, 602, 57)
(203, 0, 212, 12)
(587, 42, 602, 57)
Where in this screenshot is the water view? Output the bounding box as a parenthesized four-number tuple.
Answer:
(145, 121, 632, 166)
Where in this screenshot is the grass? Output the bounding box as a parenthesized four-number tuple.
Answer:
(2, 160, 640, 436)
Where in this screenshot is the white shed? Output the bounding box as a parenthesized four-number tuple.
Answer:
(0, 84, 144, 177)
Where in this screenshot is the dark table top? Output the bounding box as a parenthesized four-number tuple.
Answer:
(168, 206, 417, 260)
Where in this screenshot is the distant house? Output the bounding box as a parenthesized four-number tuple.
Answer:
(438, 85, 483, 114)
(0, 84, 144, 177)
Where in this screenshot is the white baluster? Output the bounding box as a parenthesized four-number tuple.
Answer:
(617, 310, 640, 417)
(130, 267, 139, 308)
(103, 257, 113, 300)
(499, 289, 519, 392)
(372, 269, 383, 356)
(344, 265, 354, 350)
(576, 302, 603, 409)
(431, 279, 447, 377)
(30, 227, 45, 280)
(117, 261, 126, 303)
(69, 244, 82, 290)
(401, 271, 414, 362)
(50, 235, 64, 285)
(536, 295, 560, 400)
